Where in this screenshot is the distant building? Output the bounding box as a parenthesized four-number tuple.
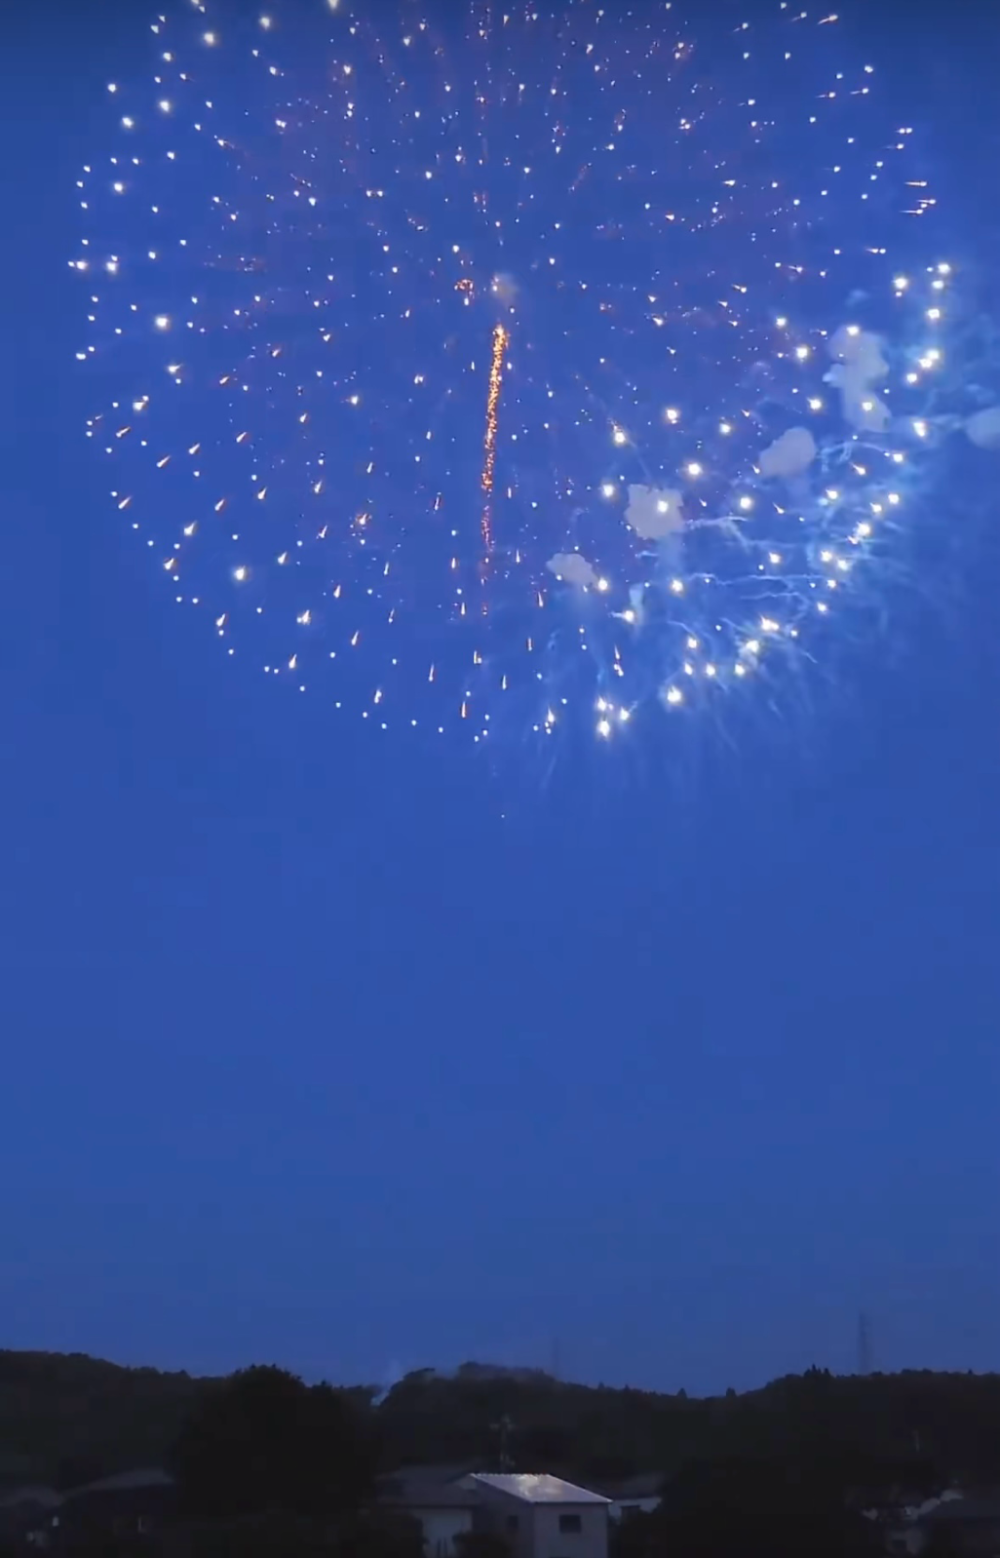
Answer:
(0, 1486, 63, 1549)
(915, 1493, 1000, 1555)
(375, 1467, 611, 1558)
(375, 1465, 482, 1558)
(53, 1469, 176, 1551)
(595, 1473, 664, 1523)
(862, 1487, 966, 1555)
(460, 1473, 610, 1558)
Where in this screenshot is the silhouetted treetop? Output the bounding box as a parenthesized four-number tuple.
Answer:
(2, 1351, 1000, 1491)
(170, 1366, 374, 1522)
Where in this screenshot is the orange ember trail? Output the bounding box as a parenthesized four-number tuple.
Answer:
(480, 323, 508, 567)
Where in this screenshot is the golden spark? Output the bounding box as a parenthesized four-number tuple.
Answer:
(480, 323, 508, 565)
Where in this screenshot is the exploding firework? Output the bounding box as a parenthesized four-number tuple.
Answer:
(73, 0, 998, 745)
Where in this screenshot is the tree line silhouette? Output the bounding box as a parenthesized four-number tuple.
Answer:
(1, 1353, 997, 1556)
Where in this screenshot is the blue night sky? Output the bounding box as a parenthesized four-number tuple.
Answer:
(2, 0, 999, 1397)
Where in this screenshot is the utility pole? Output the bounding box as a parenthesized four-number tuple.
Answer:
(857, 1310, 874, 1376)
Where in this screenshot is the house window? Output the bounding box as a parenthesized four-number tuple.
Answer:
(558, 1515, 582, 1534)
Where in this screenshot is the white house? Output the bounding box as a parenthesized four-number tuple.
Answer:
(376, 1468, 611, 1558)
(460, 1473, 610, 1558)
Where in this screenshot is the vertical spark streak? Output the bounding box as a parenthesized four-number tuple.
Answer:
(480, 323, 508, 565)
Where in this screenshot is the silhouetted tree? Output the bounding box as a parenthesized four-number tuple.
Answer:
(454, 1532, 512, 1558)
(187, 1511, 424, 1558)
(4, 1348, 1000, 1499)
(613, 1505, 673, 1558)
(184, 1512, 339, 1558)
(55, 1453, 107, 1490)
(921, 1526, 966, 1558)
(516, 1424, 575, 1469)
(621, 1454, 881, 1558)
(341, 1509, 426, 1558)
(170, 1366, 374, 1524)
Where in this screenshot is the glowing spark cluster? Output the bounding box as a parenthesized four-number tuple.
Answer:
(480, 323, 509, 565)
(76, 1, 997, 746)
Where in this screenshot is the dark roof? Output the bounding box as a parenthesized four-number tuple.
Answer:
(600, 1474, 664, 1501)
(0, 1487, 63, 1511)
(379, 1464, 479, 1484)
(376, 1466, 481, 1510)
(923, 1496, 1000, 1525)
(66, 1469, 174, 1499)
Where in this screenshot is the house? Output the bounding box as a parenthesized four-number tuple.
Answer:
(52, 1468, 176, 1550)
(595, 1474, 664, 1523)
(376, 1467, 611, 1558)
(861, 1487, 965, 1554)
(460, 1473, 610, 1558)
(375, 1464, 482, 1557)
(0, 1486, 63, 1549)
(914, 1493, 1000, 1555)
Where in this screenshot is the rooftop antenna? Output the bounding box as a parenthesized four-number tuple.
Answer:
(857, 1310, 874, 1376)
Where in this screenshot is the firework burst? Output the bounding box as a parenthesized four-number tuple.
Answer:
(74, 1, 998, 747)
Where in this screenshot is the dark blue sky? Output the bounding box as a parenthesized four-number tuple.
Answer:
(2, 1, 999, 1397)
